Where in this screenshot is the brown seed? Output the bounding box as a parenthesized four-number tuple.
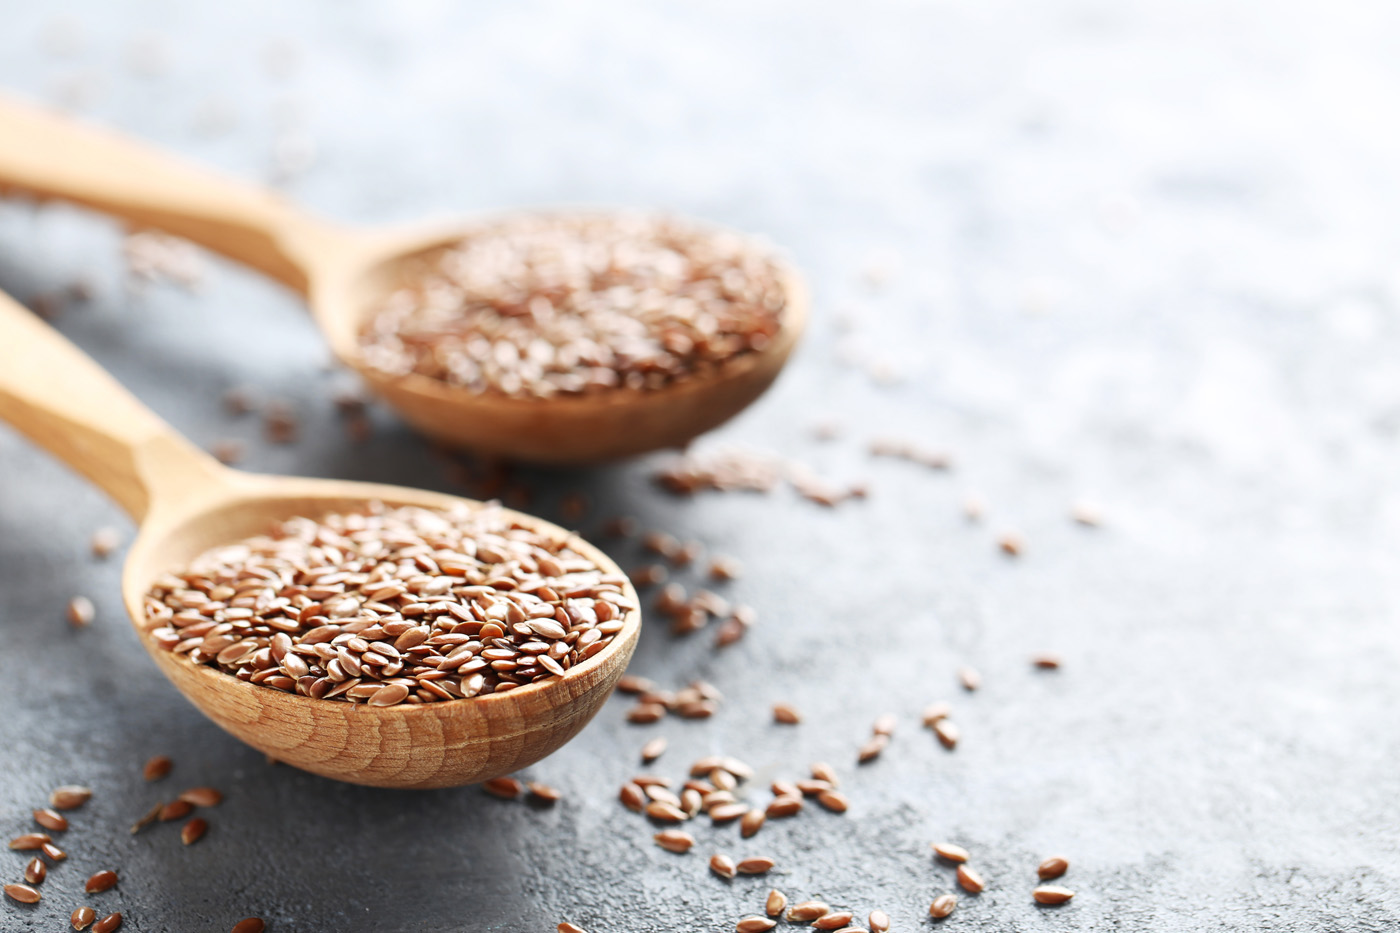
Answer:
(92, 912, 123, 933)
(709, 802, 749, 823)
(85, 870, 118, 893)
(933, 842, 970, 863)
(957, 667, 981, 691)
(1032, 653, 1062, 670)
(872, 713, 896, 736)
(810, 762, 839, 785)
(857, 734, 888, 763)
(617, 674, 655, 694)
(627, 702, 666, 724)
(736, 856, 775, 875)
(483, 777, 523, 799)
(41, 842, 66, 861)
(33, 808, 68, 832)
(787, 901, 831, 922)
(72, 905, 97, 929)
(929, 894, 957, 919)
(708, 555, 743, 581)
(9, 832, 51, 850)
(772, 703, 801, 724)
(653, 830, 694, 853)
(645, 801, 688, 823)
(814, 912, 855, 930)
(526, 781, 561, 804)
(868, 909, 890, 932)
(3, 883, 40, 904)
(641, 736, 668, 763)
(921, 701, 951, 725)
(1071, 502, 1103, 526)
(1033, 885, 1075, 905)
(24, 857, 45, 885)
(740, 808, 766, 838)
(50, 785, 92, 810)
(709, 852, 737, 878)
(737, 918, 777, 933)
(90, 526, 121, 559)
(130, 801, 163, 834)
(765, 889, 787, 917)
(180, 817, 208, 845)
(998, 532, 1024, 556)
(558, 924, 587, 933)
(369, 683, 410, 707)
(956, 864, 985, 893)
(67, 595, 95, 627)
(765, 795, 803, 818)
(143, 755, 173, 781)
(619, 783, 646, 812)
(796, 779, 832, 796)
(179, 786, 223, 807)
(160, 800, 194, 821)
(231, 920, 267, 933)
(817, 790, 849, 813)
(1038, 855, 1070, 880)
(934, 718, 960, 749)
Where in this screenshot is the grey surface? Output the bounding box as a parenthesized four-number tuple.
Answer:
(1, 1, 1399, 930)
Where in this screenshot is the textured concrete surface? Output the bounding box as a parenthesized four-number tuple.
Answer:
(3, 1, 1400, 930)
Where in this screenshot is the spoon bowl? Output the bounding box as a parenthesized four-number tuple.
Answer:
(0, 294, 640, 788)
(0, 95, 807, 463)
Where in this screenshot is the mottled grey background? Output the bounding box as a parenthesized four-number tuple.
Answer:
(2, 1, 1399, 930)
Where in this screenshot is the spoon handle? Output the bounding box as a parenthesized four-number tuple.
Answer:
(0, 292, 218, 520)
(0, 94, 327, 294)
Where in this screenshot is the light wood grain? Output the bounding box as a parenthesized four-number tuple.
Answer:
(0, 93, 807, 463)
(0, 293, 640, 788)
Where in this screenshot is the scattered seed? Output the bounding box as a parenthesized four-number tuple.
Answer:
(40, 842, 66, 861)
(772, 703, 801, 724)
(868, 909, 890, 932)
(9, 833, 51, 850)
(929, 894, 957, 919)
(813, 911, 855, 930)
(787, 901, 831, 922)
(617, 675, 655, 694)
(736, 856, 775, 875)
(619, 783, 646, 812)
(1071, 502, 1102, 526)
(857, 734, 888, 763)
(223, 386, 256, 415)
(653, 830, 694, 853)
(3, 883, 40, 903)
(90, 527, 121, 559)
(180, 817, 208, 845)
(130, 802, 162, 834)
(710, 802, 750, 823)
(810, 762, 839, 785)
(72, 905, 97, 929)
(737, 918, 777, 933)
(710, 853, 737, 878)
(708, 555, 743, 581)
(957, 667, 981, 691)
(558, 924, 587, 933)
(872, 713, 896, 736)
(1032, 654, 1062, 670)
(231, 920, 266, 933)
(24, 857, 45, 885)
(630, 564, 668, 587)
(92, 912, 123, 933)
(640, 737, 668, 763)
(962, 495, 984, 521)
(33, 808, 67, 832)
(740, 808, 766, 838)
(1033, 885, 1075, 905)
(921, 702, 951, 725)
(933, 842, 970, 863)
(956, 864, 985, 893)
(628, 703, 667, 724)
(603, 516, 639, 538)
(178, 787, 222, 807)
(85, 870, 118, 894)
(998, 532, 1024, 556)
(526, 781, 560, 804)
(483, 777, 523, 799)
(765, 890, 787, 917)
(159, 800, 194, 822)
(934, 719, 960, 749)
(645, 801, 688, 823)
(1038, 856, 1070, 880)
(67, 596, 95, 627)
(817, 790, 849, 813)
(50, 786, 92, 810)
(766, 796, 803, 818)
(143, 755, 173, 781)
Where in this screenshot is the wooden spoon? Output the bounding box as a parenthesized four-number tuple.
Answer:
(0, 94, 807, 463)
(0, 292, 640, 788)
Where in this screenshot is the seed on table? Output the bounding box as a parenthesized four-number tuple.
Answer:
(9, 833, 50, 850)
(72, 905, 97, 929)
(934, 719, 960, 750)
(740, 808, 766, 838)
(558, 924, 587, 933)
(737, 918, 777, 933)
(1038, 855, 1069, 879)
(772, 703, 801, 724)
(33, 808, 68, 832)
(710, 802, 749, 823)
(998, 532, 1024, 556)
(766, 796, 803, 818)
(1071, 502, 1103, 526)
(810, 762, 838, 785)
(483, 777, 523, 799)
(645, 801, 688, 823)
(645, 785, 682, 808)
(179, 787, 223, 807)
(231, 920, 266, 933)
(1033, 885, 1075, 905)
(67, 596, 95, 627)
(710, 853, 737, 879)
(817, 790, 849, 813)
(678, 699, 716, 719)
(956, 864, 985, 893)
(181, 817, 208, 845)
(929, 894, 957, 919)
(640, 736, 668, 763)
(142, 755, 173, 781)
(526, 781, 560, 804)
(160, 800, 194, 821)
(787, 901, 831, 921)
(41, 842, 66, 861)
(921, 702, 951, 725)
(957, 667, 981, 691)
(50, 785, 91, 810)
(3, 883, 40, 903)
(1032, 654, 1062, 670)
(868, 909, 890, 932)
(872, 713, 896, 736)
(857, 734, 888, 763)
(796, 780, 831, 796)
(603, 516, 639, 537)
(619, 783, 646, 812)
(689, 756, 725, 776)
(933, 842, 969, 863)
(85, 870, 118, 893)
(627, 703, 666, 724)
(708, 555, 744, 581)
(813, 911, 855, 930)
(963, 494, 985, 521)
(765, 890, 787, 917)
(736, 856, 775, 875)
(92, 912, 123, 933)
(718, 755, 752, 779)
(711, 768, 738, 791)
(90, 526, 121, 558)
(617, 675, 654, 695)
(653, 830, 694, 853)
(24, 857, 45, 884)
(130, 802, 163, 834)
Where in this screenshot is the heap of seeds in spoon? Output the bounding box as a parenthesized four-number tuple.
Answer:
(142, 502, 633, 707)
(357, 213, 788, 398)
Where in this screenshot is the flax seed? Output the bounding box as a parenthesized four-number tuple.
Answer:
(90, 527, 121, 559)
(143, 755, 172, 781)
(810, 762, 838, 785)
(628, 703, 667, 724)
(558, 924, 587, 933)
(814, 912, 854, 930)
(787, 901, 831, 922)
(48, 787, 91, 812)
(180, 817, 208, 845)
(617, 675, 654, 694)
(957, 667, 980, 691)
(956, 864, 985, 893)
(483, 777, 523, 799)
(33, 808, 67, 832)
(24, 857, 44, 884)
(3, 883, 40, 903)
(708, 555, 743, 581)
(857, 734, 888, 763)
(160, 800, 193, 821)
(921, 702, 951, 725)
(41, 842, 66, 862)
(640, 736, 668, 763)
(1038, 856, 1069, 880)
(933, 842, 970, 863)
(653, 830, 694, 853)
(710, 802, 750, 823)
(868, 909, 890, 932)
(85, 871, 118, 893)
(645, 801, 688, 823)
(1033, 885, 1075, 905)
(526, 781, 560, 804)
(72, 906, 97, 929)
(9, 833, 50, 850)
(741, 808, 765, 838)
(929, 894, 956, 919)
(998, 532, 1024, 556)
(872, 713, 896, 736)
(765, 889, 787, 917)
(710, 853, 737, 878)
(817, 790, 849, 813)
(1071, 502, 1102, 526)
(736, 856, 775, 875)
(92, 912, 123, 933)
(737, 918, 777, 933)
(1032, 653, 1062, 670)
(619, 783, 646, 812)
(179, 787, 222, 807)
(766, 796, 803, 818)
(934, 719, 959, 749)
(130, 802, 162, 834)
(772, 703, 801, 724)
(67, 596, 95, 627)
(231, 920, 266, 933)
